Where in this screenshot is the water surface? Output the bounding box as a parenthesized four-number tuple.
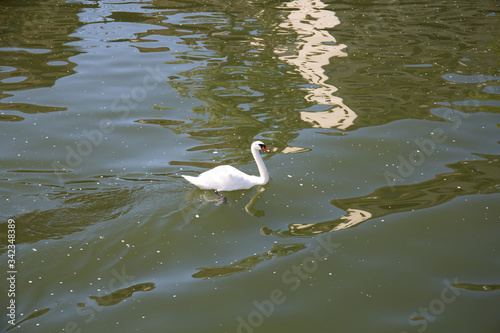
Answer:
(1, 0, 500, 332)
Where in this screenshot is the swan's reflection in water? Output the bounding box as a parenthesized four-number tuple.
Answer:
(183, 185, 269, 218)
(276, 0, 356, 130)
(244, 186, 267, 217)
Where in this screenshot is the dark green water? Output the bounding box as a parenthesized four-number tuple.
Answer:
(1, 0, 500, 332)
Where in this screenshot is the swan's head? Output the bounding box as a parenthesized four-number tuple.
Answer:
(252, 141, 270, 152)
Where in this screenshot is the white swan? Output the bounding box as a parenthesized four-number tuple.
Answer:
(182, 141, 270, 191)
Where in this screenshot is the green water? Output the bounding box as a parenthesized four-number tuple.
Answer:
(1, 0, 500, 332)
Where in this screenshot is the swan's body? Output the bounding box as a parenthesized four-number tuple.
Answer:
(182, 141, 270, 191)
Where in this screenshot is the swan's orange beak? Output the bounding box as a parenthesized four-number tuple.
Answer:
(258, 143, 270, 152)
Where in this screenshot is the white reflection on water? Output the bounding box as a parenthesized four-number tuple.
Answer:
(288, 208, 372, 235)
(276, 0, 356, 130)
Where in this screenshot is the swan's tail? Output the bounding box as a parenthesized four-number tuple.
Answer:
(182, 175, 209, 189)
(182, 175, 197, 184)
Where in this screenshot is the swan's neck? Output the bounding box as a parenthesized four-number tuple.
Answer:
(252, 147, 269, 184)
